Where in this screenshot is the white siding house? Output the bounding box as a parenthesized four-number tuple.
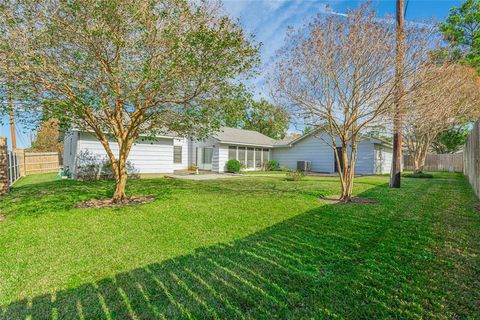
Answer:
(63, 131, 189, 178)
(272, 131, 392, 175)
(63, 127, 392, 178)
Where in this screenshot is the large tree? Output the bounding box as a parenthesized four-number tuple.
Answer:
(440, 0, 480, 72)
(221, 97, 290, 139)
(1, 0, 258, 203)
(431, 124, 471, 154)
(272, 4, 433, 202)
(403, 64, 479, 173)
(29, 119, 63, 153)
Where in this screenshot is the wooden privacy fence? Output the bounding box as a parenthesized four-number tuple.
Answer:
(403, 153, 464, 172)
(464, 120, 480, 198)
(22, 151, 61, 175)
(0, 137, 63, 195)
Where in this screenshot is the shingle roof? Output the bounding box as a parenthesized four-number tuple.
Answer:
(212, 127, 276, 147)
(273, 136, 296, 146)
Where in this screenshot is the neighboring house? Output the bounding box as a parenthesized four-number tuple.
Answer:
(63, 127, 392, 178)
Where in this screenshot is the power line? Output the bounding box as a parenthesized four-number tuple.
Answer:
(404, 0, 410, 18)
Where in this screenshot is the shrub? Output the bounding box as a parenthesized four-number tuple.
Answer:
(100, 160, 140, 180)
(403, 172, 433, 179)
(286, 170, 305, 181)
(76, 157, 140, 181)
(281, 166, 290, 172)
(226, 159, 241, 173)
(263, 160, 279, 171)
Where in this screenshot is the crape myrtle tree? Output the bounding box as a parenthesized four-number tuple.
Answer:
(1, 0, 259, 203)
(272, 4, 435, 202)
(403, 64, 480, 173)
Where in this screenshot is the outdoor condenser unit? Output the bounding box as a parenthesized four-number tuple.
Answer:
(297, 160, 312, 172)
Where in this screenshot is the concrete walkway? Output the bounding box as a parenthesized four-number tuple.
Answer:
(163, 173, 243, 180)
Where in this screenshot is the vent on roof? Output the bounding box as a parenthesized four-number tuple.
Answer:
(297, 160, 311, 172)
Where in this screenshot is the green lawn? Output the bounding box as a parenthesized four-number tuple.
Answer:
(241, 170, 286, 175)
(0, 173, 479, 319)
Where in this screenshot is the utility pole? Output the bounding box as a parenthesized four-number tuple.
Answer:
(390, 0, 405, 188)
(7, 77, 16, 150)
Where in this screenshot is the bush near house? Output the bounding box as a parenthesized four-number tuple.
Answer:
(263, 160, 279, 171)
(226, 159, 241, 173)
(286, 170, 305, 181)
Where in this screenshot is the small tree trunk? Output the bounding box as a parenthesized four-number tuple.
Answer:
(339, 146, 355, 202)
(112, 161, 128, 203)
(414, 150, 426, 174)
(112, 155, 128, 203)
(340, 178, 353, 202)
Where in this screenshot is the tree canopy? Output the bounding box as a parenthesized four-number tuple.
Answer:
(440, 0, 480, 72)
(272, 4, 435, 201)
(431, 125, 472, 154)
(223, 97, 289, 139)
(29, 119, 63, 153)
(0, 0, 259, 202)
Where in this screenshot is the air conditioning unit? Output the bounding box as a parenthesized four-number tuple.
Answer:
(297, 160, 311, 172)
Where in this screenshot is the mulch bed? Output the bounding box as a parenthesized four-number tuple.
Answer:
(320, 196, 377, 205)
(475, 203, 480, 213)
(75, 196, 155, 209)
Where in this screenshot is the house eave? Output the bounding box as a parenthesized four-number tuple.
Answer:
(217, 140, 274, 148)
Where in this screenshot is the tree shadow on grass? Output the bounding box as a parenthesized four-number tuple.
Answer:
(2, 181, 474, 319)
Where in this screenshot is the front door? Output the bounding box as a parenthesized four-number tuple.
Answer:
(197, 147, 213, 170)
(334, 147, 344, 173)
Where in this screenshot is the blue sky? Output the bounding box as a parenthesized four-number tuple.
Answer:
(1, 0, 463, 148)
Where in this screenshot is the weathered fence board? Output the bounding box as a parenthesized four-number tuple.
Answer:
(403, 153, 463, 172)
(15, 150, 61, 175)
(464, 120, 480, 198)
(25, 152, 60, 174)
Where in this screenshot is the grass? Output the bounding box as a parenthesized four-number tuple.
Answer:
(241, 170, 286, 175)
(0, 172, 479, 319)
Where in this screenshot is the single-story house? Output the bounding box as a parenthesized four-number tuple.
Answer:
(272, 130, 393, 175)
(63, 127, 392, 178)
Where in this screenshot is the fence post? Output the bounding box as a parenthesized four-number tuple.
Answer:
(0, 137, 10, 195)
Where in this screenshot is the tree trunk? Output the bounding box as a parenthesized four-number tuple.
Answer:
(90, 123, 137, 204)
(340, 177, 353, 202)
(338, 146, 355, 202)
(414, 149, 427, 174)
(112, 156, 128, 203)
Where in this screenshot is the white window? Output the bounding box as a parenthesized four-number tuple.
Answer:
(174, 146, 182, 164)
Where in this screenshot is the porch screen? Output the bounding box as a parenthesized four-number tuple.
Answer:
(247, 148, 254, 168)
(228, 146, 236, 160)
(238, 147, 246, 165)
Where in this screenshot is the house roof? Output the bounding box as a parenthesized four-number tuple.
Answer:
(273, 128, 393, 148)
(212, 127, 276, 147)
(273, 136, 296, 146)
